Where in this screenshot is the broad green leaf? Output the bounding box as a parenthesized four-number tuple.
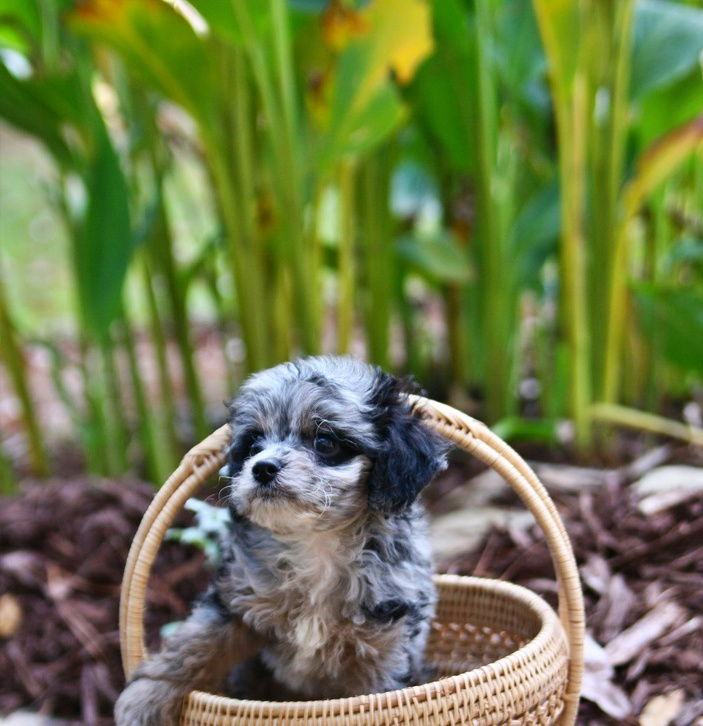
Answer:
(492, 416, 559, 444)
(494, 0, 545, 99)
(0, 62, 81, 165)
(76, 128, 134, 336)
(0, 0, 72, 55)
(634, 283, 703, 375)
(406, 0, 475, 173)
(70, 0, 218, 128)
(187, 0, 271, 47)
(623, 115, 703, 218)
(509, 182, 560, 289)
(0, 0, 40, 50)
(316, 0, 432, 168)
(317, 37, 406, 168)
(631, 0, 703, 100)
(636, 69, 703, 147)
(397, 230, 472, 284)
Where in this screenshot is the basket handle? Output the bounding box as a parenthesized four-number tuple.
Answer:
(119, 396, 583, 725)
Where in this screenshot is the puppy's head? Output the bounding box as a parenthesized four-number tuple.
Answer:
(225, 356, 447, 533)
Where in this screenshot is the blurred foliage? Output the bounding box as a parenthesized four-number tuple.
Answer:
(0, 0, 702, 486)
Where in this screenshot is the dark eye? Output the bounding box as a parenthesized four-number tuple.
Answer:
(313, 434, 339, 456)
(248, 439, 264, 457)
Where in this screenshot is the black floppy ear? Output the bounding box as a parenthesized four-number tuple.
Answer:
(366, 371, 448, 514)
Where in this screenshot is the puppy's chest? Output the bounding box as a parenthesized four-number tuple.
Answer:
(227, 543, 369, 647)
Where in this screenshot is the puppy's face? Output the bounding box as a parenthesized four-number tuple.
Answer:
(225, 357, 447, 534)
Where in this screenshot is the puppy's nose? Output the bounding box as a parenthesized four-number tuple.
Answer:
(252, 458, 282, 485)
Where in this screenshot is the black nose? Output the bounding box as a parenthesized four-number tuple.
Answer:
(252, 458, 282, 485)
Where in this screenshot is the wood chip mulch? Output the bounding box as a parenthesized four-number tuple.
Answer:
(0, 478, 207, 725)
(1, 476, 701, 724)
(441, 481, 703, 725)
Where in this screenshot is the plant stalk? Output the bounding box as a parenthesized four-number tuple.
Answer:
(0, 269, 49, 476)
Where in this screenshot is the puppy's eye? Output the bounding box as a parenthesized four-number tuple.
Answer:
(248, 439, 264, 457)
(313, 434, 339, 456)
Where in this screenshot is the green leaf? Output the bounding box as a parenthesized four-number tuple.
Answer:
(0, 62, 78, 165)
(494, 0, 545, 99)
(634, 283, 703, 375)
(631, 0, 703, 100)
(397, 230, 472, 284)
(318, 40, 406, 169)
(70, 0, 218, 128)
(406, 0, 475, 173)
(187, 0, 271, 46)
(509, 182, 560, 289)
(76, 128, 134, 336)
(316, 0, 433, 168)
(492, 416, 559, 445)
(0, 0, 40, 50)
(636, 69, 703, 147)
(623, 115, 703, 218)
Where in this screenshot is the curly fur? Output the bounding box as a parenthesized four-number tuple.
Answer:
(115, 356, 447, 723)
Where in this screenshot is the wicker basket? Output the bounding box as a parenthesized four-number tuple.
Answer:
(119, 396, 584, 725)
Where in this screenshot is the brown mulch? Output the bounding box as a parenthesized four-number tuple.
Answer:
(0, 478, 208, 725)
(1, 475, 701, 724)
(441, 481, 703, 725)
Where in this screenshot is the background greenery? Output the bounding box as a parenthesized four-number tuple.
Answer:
(1, 0, 702, 491)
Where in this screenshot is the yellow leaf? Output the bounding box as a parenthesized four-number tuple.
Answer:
(361, 0, 434, 85)
(624, 115, 703, 218)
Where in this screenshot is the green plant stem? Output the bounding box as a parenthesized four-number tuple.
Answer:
(98, 331, 129, 474)
(79, 336, 111, 475)
(270, 0, 321, 353)
(141, 255, 181, 455)
(591, 403, 703, 447)
(55, 181, 109, 475)
(0, 270, 49, 476)
(0, 440, 16, 494)
(359, 152, 393, 370)
(473, 0, 511, 421)
(204, 44, 272, 371)
(533, 0, 593, 451)
(337, 159, 356, 353)
(118, 304, 171, 483)
(232, 0, 319, 354)
(202, 256, 238, 392)
(590, 0, 636, 396)
(232, 45, 291, 363)
(560, 74, 592, 451)
(149, 198, 208, 439)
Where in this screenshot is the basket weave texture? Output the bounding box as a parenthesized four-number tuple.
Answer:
(119, 396, 584, 725)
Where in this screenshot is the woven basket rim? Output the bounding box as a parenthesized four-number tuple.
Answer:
(180, 574, 564, 717)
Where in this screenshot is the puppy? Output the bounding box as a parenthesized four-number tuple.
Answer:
(115, 356, 447, 724)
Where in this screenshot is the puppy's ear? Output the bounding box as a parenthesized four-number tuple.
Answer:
(366, 371, 448, 513)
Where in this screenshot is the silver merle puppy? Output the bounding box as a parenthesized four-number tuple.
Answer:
(115, 356, 447, 724)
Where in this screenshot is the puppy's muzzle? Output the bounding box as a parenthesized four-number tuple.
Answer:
(252, 458, 283, 486)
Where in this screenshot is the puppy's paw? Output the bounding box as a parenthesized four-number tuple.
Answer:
(115, 677, 185, 726)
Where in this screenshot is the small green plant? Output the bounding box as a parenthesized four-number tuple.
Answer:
(165, 498, 231, 566)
